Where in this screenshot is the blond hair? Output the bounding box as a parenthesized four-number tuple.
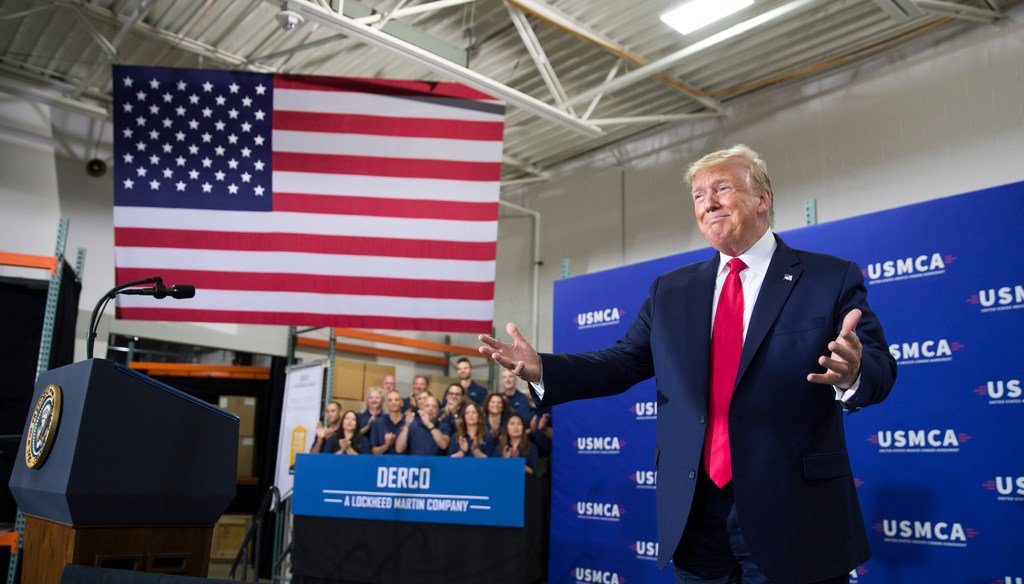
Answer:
(686, 144, 774, 227)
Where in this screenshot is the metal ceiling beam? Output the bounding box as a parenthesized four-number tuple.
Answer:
(71, 0, 158, 99)
(589, 113, 723, 126)
(41, 0, 275, 72)
(870, 0, 926, 22)
(915, 0, 1002, 22)
(272, 0, 603, 136)
(582, 59, 623, 121)
(565, 0, 831, 109)
(507, 0, 725, 113)
(352, 0, 477, 25)
(0, 70, 108, 119)
(505, 2, 575, 115)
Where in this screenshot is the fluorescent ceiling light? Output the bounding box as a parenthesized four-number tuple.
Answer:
(661, 0, 755, 35)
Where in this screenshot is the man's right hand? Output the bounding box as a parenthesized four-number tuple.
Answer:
(315, 422, 327, 439)
(479, 322, 542, 384)
(384, 432, 395, 445)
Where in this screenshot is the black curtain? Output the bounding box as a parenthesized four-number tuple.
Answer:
(0, 261, 81, 523)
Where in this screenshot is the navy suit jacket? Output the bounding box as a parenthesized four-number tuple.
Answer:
(535, 236, 896, 583)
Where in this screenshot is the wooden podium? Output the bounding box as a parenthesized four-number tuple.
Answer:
(22, 516, 214, 582)
(9, 360, 238, 583)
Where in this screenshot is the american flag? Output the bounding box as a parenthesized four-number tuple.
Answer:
(112, 65, 504, 333)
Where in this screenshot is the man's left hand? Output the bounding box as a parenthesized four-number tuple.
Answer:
(807, 308, 863, 390)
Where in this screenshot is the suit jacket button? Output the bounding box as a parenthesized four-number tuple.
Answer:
(698, 415, 706, 424)
(688, 470, 696, 479)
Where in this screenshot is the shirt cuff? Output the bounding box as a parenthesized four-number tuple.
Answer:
(530, 381, 545, 400)
(833, 372, 861, 402)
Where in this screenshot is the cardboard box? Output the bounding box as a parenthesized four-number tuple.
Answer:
(237, 435, 255, 477)
(363, 363, 396, 392)
(335, 398, 364, 414)
(210, 514, 252, 560)
(331, 358, 365, 400)
(428, 376, 460, 401)
(219, 395, 256, 436)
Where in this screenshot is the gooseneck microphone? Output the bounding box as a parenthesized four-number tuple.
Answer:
(86, 276, 197, 359)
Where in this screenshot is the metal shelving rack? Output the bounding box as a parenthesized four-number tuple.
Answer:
(3, 219, 84, 584)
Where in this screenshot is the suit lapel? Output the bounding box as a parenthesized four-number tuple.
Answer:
(735, 237, 802, 387)
(679, 253, 718, 410)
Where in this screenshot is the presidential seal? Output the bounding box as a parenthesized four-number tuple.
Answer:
(25, 384, 62, 469)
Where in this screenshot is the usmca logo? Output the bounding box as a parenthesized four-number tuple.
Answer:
(862, 252, 954, 285)
(967, 283, 1024, 313)
(983, 476, 1024, 502)
(574, 436, 623, 454)
(873, 518, 978, 547)
(575, 501, 624, 522)
(631, 470, 657, 489)
(867, 428, 970, 453)
(974, 378, 1022, 405)
(629, 401, 657, 420)
(888, 338, 963, 365)
(573, 567, 624, 584)
(574, 307, 624, 330)
(630, 540, 658, 561)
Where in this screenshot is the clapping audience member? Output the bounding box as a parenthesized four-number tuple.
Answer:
(483, 393, 509, 439)
(455, 357, 488, 405)
(404, 374, 430, 412)
(396, 394, 452, 455)
(438, 382, 466, 428)
(334, 411, 369, 455)
(500, 368, 534, 422)
(310, 401, 342, 454)
(359, 386, 384, 437)
(370, 390, 405, 455)
(495, 414, 538, 474)
(449, 402, 494, 458)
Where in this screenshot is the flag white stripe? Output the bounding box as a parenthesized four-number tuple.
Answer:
(114, 247, 496, 282)
(273, 130, 503, 162)
(274, 88, 504, 122)
(272, 171, 499, 202)
(113, 207, 498, 242)
(118, 289, 494, 320)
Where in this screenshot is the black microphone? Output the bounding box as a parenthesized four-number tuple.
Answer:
(121, 283, 196, 299)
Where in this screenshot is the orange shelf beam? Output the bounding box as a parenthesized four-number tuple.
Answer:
(0, 252, 58, 274)
(129, 362, 270, 380)
(332, 327, 479, 357)
(295, 336, 448, 366)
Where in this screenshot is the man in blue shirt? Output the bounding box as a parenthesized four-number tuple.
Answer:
(499, 368, 534, 422)
(456, 357, 488, 405)
(369, 390, 405, 455)
(395, 394, 452, 456)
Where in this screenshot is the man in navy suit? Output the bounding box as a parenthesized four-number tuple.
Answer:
(480, 145, 896, 583)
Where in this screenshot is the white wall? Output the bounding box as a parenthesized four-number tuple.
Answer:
(498, 9, 1024, 353)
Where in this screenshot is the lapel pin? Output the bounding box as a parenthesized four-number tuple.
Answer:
(784, 274, 794, 281)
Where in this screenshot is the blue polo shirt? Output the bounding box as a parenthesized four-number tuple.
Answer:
(369, 414, 404, 454)
(405, 417, 453, 456)
(503, 390, 534, 422)
(466, 381, 488, 405)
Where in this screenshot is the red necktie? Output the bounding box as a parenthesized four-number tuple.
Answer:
(704, 257, 747, 488)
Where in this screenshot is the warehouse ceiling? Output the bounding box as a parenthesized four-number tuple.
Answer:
(0, 0, 1014, 183)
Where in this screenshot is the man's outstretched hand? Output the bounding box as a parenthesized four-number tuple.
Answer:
(807, 308, 863, 390)
(479, 322, 542, 384)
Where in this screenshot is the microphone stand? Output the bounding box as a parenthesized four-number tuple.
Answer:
(86, 276, 164, 359)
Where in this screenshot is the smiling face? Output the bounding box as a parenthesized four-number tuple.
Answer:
(366, 391, 382, 410)
(456, 360, 472, 381)
(463, 403, 480, 425)
(382, 375, 396, 393)
(691, 160, 771, 257)
(385, 391, 403, 414)
(446, 384, 464, 407)
(325, 402, 341, 425)
(341, 411, 358, 433)
(412, 375, 428, 395)
(501, 369, 517, 393)
(505, 415, 524, 439)
(486, 394, 504, 415)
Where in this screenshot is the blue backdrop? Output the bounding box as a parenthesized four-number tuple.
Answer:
(549, 181, 1024, 584)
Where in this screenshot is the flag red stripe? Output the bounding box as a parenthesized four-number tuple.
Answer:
(272, 152, 501, 182)
(114, 228, 497, 261)
(115, 268, 494, 300)
(273, 193, 498, 221)
(275, 74, 501, 102)
(272, 111, 503, 141)
(116, 307, 492, 333)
